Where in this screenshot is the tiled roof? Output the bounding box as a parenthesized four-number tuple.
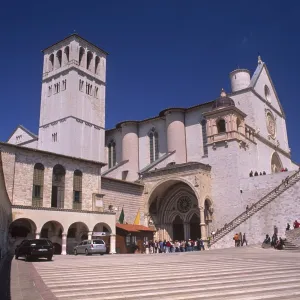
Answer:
(116, 223, 155, 232)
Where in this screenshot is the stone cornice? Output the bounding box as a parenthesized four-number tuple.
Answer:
(39, 116, 105, 130)
(42, 61, 106, 85)
(0, 142, 106, 167)
(203, 106, 247, 118)
(12, 205, 115, 215)
(142, 162, 211, 180)
(102, 176, 144, 188)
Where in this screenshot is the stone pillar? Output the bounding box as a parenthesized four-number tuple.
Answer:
(200, 209, 207, 239)
(35, 232, 40, 239)
(109, 234, 116, 254)
(62, 233, 67, 255)
(88, 232, 92, 240)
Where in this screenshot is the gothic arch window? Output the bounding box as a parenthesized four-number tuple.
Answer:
(201, 119, 208, 156)
(108, 141, 116, 169)
(95, 56, 100, 74)
(51, 164, 66, 208)
(217, 119, 226, 133)
(32, 163, 44, 207)
(149, 128, 159, 163)
(271, 152, 283, 173)
(79, 47, 85, 67)
(73, 170, 82, 209)
(264, 85, 271, 102)
(56, 50, 62, 68)
(87, 51, 93, 71)
(48, 54, 54, 72)
(64, 46, 69, 64)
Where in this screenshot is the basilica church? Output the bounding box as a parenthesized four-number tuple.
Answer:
(0, 34, 299, 255)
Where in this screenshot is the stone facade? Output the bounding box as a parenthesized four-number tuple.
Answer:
(4, 35, 300, 250)
(0, 152, 12, 258)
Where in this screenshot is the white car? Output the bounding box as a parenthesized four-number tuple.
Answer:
(74, 239, 106, 256)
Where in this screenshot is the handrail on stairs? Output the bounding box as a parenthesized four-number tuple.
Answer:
(211, 169, 300, 244)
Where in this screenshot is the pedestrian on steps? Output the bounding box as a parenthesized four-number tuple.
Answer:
(242, 233, 248, 246)
(233, 233, 239, 247)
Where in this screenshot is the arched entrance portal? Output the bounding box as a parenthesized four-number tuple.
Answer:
(271, 152, 283, 173)
(40, 221, 64, 254)
(172, 216, 184, 241)
(67, 222, 89, 254)
(9, 218, 37, 250)
(148, 180, 208, 241)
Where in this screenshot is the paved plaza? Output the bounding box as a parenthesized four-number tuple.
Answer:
(9, 247, 300, 300)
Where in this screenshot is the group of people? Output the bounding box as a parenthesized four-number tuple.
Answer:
(263, 233, 285, 250)
(249, 170, 267, 177)
(145, 239, 205, 253)
(233, 232, 247, 247)
(286, 220, 300, 230)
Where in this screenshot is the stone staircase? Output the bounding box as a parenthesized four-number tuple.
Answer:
(283, 240, 300, 252)
(211, 169, 300, 246)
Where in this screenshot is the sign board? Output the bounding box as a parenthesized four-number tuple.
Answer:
(92, 232, 108, 237)
(95, 200, 103, 208)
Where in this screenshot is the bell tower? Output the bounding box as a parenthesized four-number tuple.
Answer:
(38, 34, 108, 162)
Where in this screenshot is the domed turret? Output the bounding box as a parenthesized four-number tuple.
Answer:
(229, 69, 250, 92)
(212, 89, 235, 110)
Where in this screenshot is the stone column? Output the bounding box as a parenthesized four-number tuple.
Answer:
(109, 234, 116, 254)
(88, 232, 92, 241)
(200, 208, 207, 239)
(35, 232, 40, 239)
(61, 233, 67, 255)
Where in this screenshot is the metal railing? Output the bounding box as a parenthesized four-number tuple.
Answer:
(211, 169, 300, 245)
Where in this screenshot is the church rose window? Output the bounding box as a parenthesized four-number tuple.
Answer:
(177, 196, 192, 213)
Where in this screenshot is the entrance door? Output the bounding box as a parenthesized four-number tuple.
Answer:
(172, 216, 184, 241)
(190, 214, 201, 240)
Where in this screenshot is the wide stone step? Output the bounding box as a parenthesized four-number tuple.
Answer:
(50, 272, 300, 296)
(71, 281, 300, 300)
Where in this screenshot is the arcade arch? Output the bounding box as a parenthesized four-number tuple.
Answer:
(40, 221, 64, 254)
(9, 218, 37, 250)
(67, 222, 89, 254)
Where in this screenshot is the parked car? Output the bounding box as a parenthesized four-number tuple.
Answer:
(15, 239, 54, 261)
(74, 239, 106, 255)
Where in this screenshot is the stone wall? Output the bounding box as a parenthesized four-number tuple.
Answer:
(101, 177, 144, 224)
(0, 143, 102, 211)
(0, 152, 12, 258)
(211, 172, 300, 249)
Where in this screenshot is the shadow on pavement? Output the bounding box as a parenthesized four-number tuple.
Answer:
(0, 255, 13, 300)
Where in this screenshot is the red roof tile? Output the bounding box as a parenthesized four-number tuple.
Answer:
(116, 223, 155, 232)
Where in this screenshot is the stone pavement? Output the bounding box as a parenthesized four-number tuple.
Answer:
(10, 247, 300, 300)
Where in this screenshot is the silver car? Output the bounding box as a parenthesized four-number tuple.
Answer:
(74, 239, 106, 256)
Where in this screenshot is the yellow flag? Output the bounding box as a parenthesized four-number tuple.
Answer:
(133, 209, 140, 225)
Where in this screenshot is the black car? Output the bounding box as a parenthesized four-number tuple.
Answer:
(15, 239, 54, 261)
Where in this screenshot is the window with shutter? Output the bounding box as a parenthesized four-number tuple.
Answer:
(32, 163, 44, 207)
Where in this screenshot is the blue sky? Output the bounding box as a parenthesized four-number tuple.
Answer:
(0, 0, 299, 162)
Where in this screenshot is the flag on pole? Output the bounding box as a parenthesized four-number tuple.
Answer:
(118, 207, 125, 224)
(133, 209, 140, 225)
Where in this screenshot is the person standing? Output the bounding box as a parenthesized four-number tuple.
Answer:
(286, 223, 290, 231)
(242, 233, 248, 246)
(239, 232, 243, 247)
